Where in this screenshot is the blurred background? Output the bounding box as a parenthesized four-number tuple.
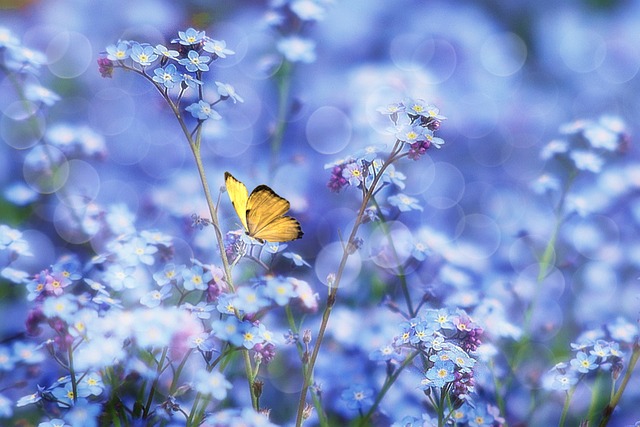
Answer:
(1, 0, 640, 425)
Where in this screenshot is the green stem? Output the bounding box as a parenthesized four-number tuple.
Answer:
(559, 385, 578, 427)
(270, 60, 293, 175)
(359, 350, 420, 426)
(598, 340, 640, 427)
(370, 196, 414, 317)
(294, 142, 406, 426)
(143, 347, 168, 419)
(67, 345, 78, 404)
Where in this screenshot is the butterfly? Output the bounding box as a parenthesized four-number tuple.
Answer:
(224, 172, 303, 243)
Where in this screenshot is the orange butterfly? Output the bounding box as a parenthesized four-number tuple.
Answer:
(225, 172, 303, 243)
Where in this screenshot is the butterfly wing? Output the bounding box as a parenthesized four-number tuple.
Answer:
(251, 216, 303, 242)
(224, 172, 249, 232)
(246, 185, 303, 242)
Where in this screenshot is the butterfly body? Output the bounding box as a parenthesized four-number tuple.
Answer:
(225, 172, 303, 243)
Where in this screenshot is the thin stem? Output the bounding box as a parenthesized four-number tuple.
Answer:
(370, 196, 414, 317)
(270, 60, 293, 175)
(559, 385, 578, 427)
(294, 142, 406, 426)
(598, 340, 640, 427)
(359, 350, 420, 426)
(143, 347, 168, 419)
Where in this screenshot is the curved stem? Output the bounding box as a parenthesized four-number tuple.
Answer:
(370, 196, 414, 317)
(294, 142, 406, 426)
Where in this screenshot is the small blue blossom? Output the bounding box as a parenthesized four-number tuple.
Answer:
(0, 346, 15, 371)
(140, 286, 172, 307)
(233, 286, 270, 313)
(215, 81, 244, 103)
(0, 393, 12, 417)
(388, 193, 423, 212)
(216, 293, 237, 315)
(188, 332, 216, 352)
(13, 341, 45, 364)
(180, 73, 203, 89)
(103, 264, 137, 291)
(64, 401, 102, 427)
(152, 64, 180, 89)
(342, 162, 365, 186)
(129, 43, 158, 66)
(16, 389, 43, 407)
(570, 150, 604, 173)
(182, 265, 213, 291)
(203, 39, 235, 58)
(179, 50, 210, 72)
(264, 276, 297, 306)
(277, 36, 316, 63)
(340, 384, 374, 411)
(105, 41, 130, 61)
(370, 344, 402, 362)
(174, 28, 206, 46)
(240, 323, 262, 349)
(153, 263, 185, 286)
(186, 100, 222, 120)
(282, 252, 311, 267)
(153, 44, 179, 60)
(25, 84, 60, 106)
(211, 317, 244, 346)
(570, 351, 599, 373)
(424, 359, 456, 387)
(42, 294, 78, 322)
(182, 301, 215, 320)
(195, 371, 232, 400)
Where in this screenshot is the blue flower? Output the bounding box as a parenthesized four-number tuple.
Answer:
(195, 371, 232, 399)
(182, 301, 215, 320)
(174, 28, 206, 46)
(342, 162, 364, 186)
(424, 359, 456, 388)
(105, 41, 130, 61)
(153, 263, 185, 287)
(215, 81, 244, 103)
(388, 193, 423, 212)
(203, 39, 235, 58)
(129, 43, 158, 66)
(185, 100, 222, 120)
(570, 351, 599, 373)
(264, 276, 297, 306)
(153, 44, 179, 60)
(233, 286, 270, 314)
(211, 317, 245, 346)
(0, 345, 15, 371)
(152, 64, 180, 89)
(340, 384, 374, 410)
(182, 264, 213, 291)
(282, 252, 311, 267)
(64, 401, 102, 427)
(0, 393, 12, 418)
(140, 286, 172, 307)
(25, 84, 60, 106)
(179, 50, 210, 72)
(188, 332, 216, 352)
(277, 36, 316, 63)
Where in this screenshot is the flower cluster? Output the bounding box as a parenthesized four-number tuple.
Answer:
(100, 27, 241, 122)
(264, 0, 333, 64)
(543, 323, 636, 393)
(377, 308, 483, 402)
(6, 200, 313, 425)
(327, 98, 445, 196)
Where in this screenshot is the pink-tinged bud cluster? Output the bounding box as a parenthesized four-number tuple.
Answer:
(327, 164, 349, 192)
